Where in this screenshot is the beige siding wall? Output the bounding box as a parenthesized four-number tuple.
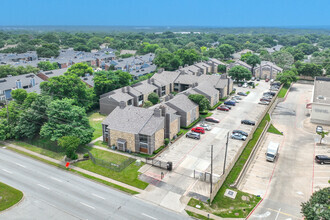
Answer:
(170, 118, 180, 139)
(109, 130, 136, 152)
(187, 111, 191, 125)
(195, 106, 200, 119)
(155, 128, 165, 150)
(165, 85, 170, 96)
(311, 103, 330, 125)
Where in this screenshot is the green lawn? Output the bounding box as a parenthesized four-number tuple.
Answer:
(88, 111, 106, 140)
(186, 210, 214, 220)
(11, 140, 65, 161)
(267, 124, 283, 135)
(93, 140, 109, 148)
(277, 84, 290, 98)
(89, 148, 129, 164)
(200, 112, 213, 118)
(0, 182, 23, 211)
(75, 160, 148, 189)
(188, 113, 270, 218)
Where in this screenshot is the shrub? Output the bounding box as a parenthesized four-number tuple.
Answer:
(83, 153, 89, 159)
(164, 138, 169, 146)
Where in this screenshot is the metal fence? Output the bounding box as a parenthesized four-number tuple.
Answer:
(145, 158, 173, 171)
(88, 151, 135, 172)
(193, 170, 220, 183)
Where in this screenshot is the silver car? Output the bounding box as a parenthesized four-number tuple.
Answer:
(231, 133, 247, 141)
(199, 124, 212, 131)
(259, 101, 270, 105)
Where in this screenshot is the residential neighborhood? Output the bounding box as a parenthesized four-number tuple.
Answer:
(0, 1, 329, 220)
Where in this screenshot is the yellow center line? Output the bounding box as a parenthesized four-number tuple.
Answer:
(259, 206, 301, 219)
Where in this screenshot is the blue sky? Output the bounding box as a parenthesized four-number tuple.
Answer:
(1, 0, 329, 27)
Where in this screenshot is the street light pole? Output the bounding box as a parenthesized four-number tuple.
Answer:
(223, 132, 229, 175)
(210, 145, 213, 196)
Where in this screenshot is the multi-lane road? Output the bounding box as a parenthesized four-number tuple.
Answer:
(0, 147, 190, 220)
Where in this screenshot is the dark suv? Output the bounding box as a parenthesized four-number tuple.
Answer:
(232, 130, 248, 137)
(186, 132, 201, 140)
(241, 120, 255, 126)
(315, 155, 330, 164)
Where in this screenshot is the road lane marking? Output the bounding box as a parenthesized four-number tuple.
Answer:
(80, 202, 95, 210)
(2, 169, 12, 174)
(141, 213, 157, 220)
(92, 193, 105, 200)
(15, 163, 26, 168)
(50, 177, 63, 183)
(264, 207, 300, 218)
(275, 208, 281, 220)
(37, 184, 50, 190)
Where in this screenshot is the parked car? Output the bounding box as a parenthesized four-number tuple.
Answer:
(186, 132, 201, 140)
(233, 96, 242, 100)
(271, 82, 281, 86)
(217, 106, 230, 111)
(205, 117, 220, 123)
(199, 124, 212, 131)
(270, 86, 279, 91)
(231, 99, 239, 103)
(241, 119, 256, 125)
(265, 78, 270, 82)
(238, 92, 247, 96)
(270, 79, 274, 83)
(231, 133, 247, 141)
(251, 77, 256, 81)
(263, 92, 276, 96)
(191, 127, 205, 134)
(224, 100, 236, 106)
(316, 126, 323, 133)
(259, 101, 270, 105)
(242, 83, 248, 88)
(238, 83, 242, 87)
(260, 97, 272, 102)
(256, 78, 260, 81)
(224, 105, 232, 109)
(232, 130, 248, 137)
(315, 155, 330, 164)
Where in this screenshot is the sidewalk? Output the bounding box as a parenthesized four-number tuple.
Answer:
(2, 141, 144, 194)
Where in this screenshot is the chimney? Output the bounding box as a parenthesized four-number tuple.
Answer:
(179, 66, 183, 69)
(169, 94, 174, 99)
(119, 101, 126, 109)
(194, 61, 197, 64)
(148, 78, 151, 84)
(184, 64, 188, 67)
(16, 79, 22, 89)
(30, 77, 36, 87)
(127, 86, 130, 93)
(157, 68, 164, 73)
(160, 105, 166, 116)
(151, 78, 155, 84)
(154, 108, 162, 117)
(165, 96, 170, 101)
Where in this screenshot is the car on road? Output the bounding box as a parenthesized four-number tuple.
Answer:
(231, 133, 247, 141)
(199, 124, 211, 131)
(224, 100, 236, 106)
(232, 130, 248, 137)
(316, 126, 323, 133)
(241, 119, 256, 125)
(238, 92, 247, 96)
(260, 97, 272, 102)
(191, 127, 205, 134)
(186, 132, 201, 140)
(259, 101, 270, 105)
(205, 117, 220, 123)
(217, 106, 230, 111)
(315, 155, 330, 164)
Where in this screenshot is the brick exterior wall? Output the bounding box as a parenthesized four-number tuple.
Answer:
(169, 118, 180, 139)
(154, 128, 165, 151)
(109, 130, 136, 152)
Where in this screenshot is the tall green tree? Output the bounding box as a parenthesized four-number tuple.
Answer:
(219, 44, 235, 59)
(40, 99, 94, 145)
(276, 70, 298, 86)
(40, 73, 95, 110)
(148, 92, 159, 105)
(246, 54, 261, 74)
(228, 66, 252, 81)
(66, 63, 93, 77)
(188, 94, 210, 112)
(11, 89, 27, 104)
(58, 136, 80, 160)
(301, 187, 330, 220)
(37, 61, 59, 71)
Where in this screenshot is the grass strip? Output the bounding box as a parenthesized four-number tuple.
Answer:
(0, 182, 23, 212)
(277, 84, 290, 98)
(6, 147, 139, 195)
(185, 210, 214, 220)
(267, 124, 283, 135)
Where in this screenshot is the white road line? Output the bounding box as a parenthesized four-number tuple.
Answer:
(2, 169, 12, 174)
(80, 202, 95, 210)
(50, 177, 63, 183)
(275, 208, 281, 220)
(15, 163, 26, 168)
(141, 213, 157, 220)
(92, 193, 105, 200)
(37, 184, 50, 190)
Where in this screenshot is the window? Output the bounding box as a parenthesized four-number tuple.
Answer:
(139, 134, 148, 144)
(127, 99, 132, 105)
(138, 95, 143, 101)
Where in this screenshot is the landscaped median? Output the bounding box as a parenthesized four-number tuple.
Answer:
(187, 113, 271, 218)
(0, 182, 23, 212)
(4, 142, 147, 194)
(277, 84, 290, 98)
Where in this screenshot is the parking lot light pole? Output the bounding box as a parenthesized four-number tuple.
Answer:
(223, 132, 229, 175)
(210, 145, 213, 196)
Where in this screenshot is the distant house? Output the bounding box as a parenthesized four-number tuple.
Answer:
(266, 45, 283, 54)
(37, 68, 69, 81)
(254, 61, 283, 79)
(165, 94, 199, 127)
(120, 50, 137, 55)
(205, 58, 227, 74)
(310, 77, 330, 125)
(150, 69, 181, 97)
(102, 104, 166, 155)
(0, 73, 44, 101)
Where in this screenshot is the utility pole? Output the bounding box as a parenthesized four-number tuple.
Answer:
(210, 145, 213, 197)
(223, 132, 229, 175)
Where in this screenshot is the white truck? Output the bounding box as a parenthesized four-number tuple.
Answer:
(266, 142, 279, 162)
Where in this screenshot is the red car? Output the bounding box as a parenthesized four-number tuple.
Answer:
(191, 127, 205, 134)
(217, 106, 230, 111)
(205, 117, 220, 123)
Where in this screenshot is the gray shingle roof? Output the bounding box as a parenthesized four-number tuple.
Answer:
(174, 73, 199, 84)
(165, 94, 198, 112)
(313, 77, 330, 104)
(103, 106, 164, 135)
(193, 81, 219, 97)
(42, 68, 68, 78)
(0, 73, 44, 92)
(151, 70, 181, 86)
(131, 80, 158, 94)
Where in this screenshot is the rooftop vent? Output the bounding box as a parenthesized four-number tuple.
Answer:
(317, 95, 325, 100)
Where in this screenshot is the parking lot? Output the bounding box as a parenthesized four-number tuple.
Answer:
(137, 81, 274, 212)
(313, 142, 330, 192)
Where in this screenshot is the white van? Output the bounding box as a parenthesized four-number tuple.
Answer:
(266, 142, 279, 162)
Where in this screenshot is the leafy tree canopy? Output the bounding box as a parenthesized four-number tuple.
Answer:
(301, 187, 330, 220)
(188, 94, 210, 112)
(228, 66, 252, 81)
(66, 63, 93, 77)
